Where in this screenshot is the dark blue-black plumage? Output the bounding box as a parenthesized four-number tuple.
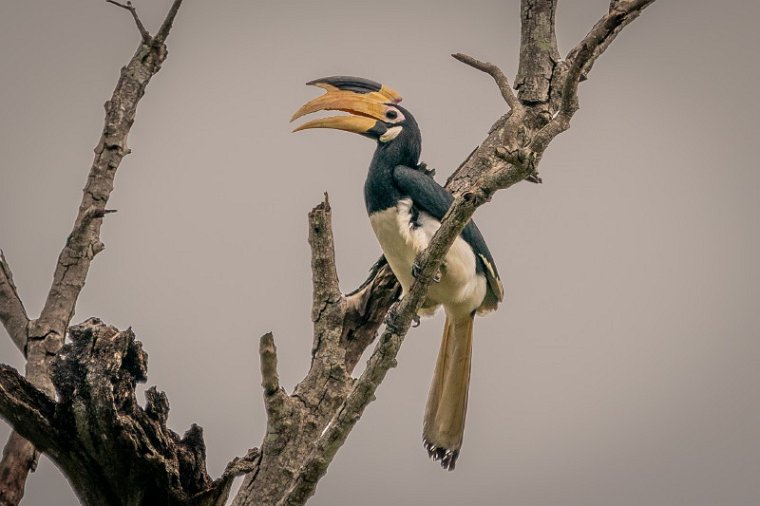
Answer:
(362, 103, 501, 301)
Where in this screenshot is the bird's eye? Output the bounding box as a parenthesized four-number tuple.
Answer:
(385, 110, 398, 120)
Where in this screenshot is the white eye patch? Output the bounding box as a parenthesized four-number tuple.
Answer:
(383, 106, 405, 124)
(380, 126, 403, 143)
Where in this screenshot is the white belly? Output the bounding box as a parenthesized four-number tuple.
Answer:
(369, 198, 486, 317)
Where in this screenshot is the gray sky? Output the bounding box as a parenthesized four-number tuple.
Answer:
(1, 1, 759, 505)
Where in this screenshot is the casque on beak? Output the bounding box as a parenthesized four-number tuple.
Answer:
(291, 77, 402, 136)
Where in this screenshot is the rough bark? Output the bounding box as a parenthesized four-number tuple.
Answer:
(0, 252, 28, 355)
(0, 1, 659, 504)
(231, 197, 401, 506)
(0, 1, 184, 504)
(0, 434, 35, 506)
(0, 318, 257, 505)
(515, 0, 560, 104)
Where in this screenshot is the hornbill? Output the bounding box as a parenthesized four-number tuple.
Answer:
(292, 76, 504, 470)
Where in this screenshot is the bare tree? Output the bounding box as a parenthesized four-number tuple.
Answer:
(0, 1, 657, 504)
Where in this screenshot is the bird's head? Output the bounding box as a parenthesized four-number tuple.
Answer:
(291, 76, 420, 161)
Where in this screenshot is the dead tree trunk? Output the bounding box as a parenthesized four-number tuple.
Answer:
(0, 1, 658, 504)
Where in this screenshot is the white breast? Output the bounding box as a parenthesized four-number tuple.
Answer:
(369, 198, 486, 317)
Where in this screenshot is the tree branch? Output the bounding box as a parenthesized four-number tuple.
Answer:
(234, 204, 401, 506)
(451, 53, 521, 111)
(105, 0, 151, 44)
(514, 0, 560, 103)
(0, 434, 36, 506)
(342, 258, 400, 373)
(564, 0, 657, 97)
(0, 365, 55, 506)
(0, 251, 29, 354)
(531, 0, 657, 153)
(259, 332, 292, 428)
(0, 366, 57, 453)
(0, 2, 185, 504)
(572, 0, 657, 82)
(0, 318, 251, 506)
(308, 195, 341, 325)
(260, 333, 280, 395)
(155, 0, 184, 44)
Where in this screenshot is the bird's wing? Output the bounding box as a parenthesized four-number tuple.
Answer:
(392, 165, 503, 303)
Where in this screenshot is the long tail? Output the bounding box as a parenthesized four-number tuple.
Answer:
(423, 312, 474, 470)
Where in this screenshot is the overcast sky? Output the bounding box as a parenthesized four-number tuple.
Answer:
(1, 1, 759, 505)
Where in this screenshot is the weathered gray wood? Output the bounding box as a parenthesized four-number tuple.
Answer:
(0, 318, 257, 505)
(0, 251, 28, 355)
(515, 0, 560, 104)
(0, 1, 184, 504)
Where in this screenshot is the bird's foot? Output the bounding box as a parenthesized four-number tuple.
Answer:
(412, 262, 422, 280)
(384, 302, 402, 333)
(412, 261, 443, 283)
(417, 161, 436, 177)
(384, 303, 421, 331)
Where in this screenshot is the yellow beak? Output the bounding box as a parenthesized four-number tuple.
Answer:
(291, 77, 402, 135)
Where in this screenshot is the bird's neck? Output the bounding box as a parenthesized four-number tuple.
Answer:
(364, 150, 399, 214)
(364, 141, 419, 214)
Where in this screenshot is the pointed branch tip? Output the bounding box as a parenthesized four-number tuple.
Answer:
(452, 53, 520, 112)
(259, 332, 280, 394)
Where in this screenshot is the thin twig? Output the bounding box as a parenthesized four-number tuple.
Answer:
(452, 53, 521, 111)
(106, 0, 151, 44)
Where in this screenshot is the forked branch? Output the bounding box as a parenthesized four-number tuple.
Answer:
(105, 0, 151, 43)
(0, 1, 185, 504)
(531, 0, 657, 151)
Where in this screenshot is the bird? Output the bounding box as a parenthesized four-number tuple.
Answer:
(291, 76, 503, 470)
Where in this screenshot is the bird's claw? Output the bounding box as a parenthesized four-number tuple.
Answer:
(412, 262, 422, 280)
(384, 303, 402, 333)
(526, 171, 543, 184)
(412, 262, 442, 283)
(385, 303, 421, 331)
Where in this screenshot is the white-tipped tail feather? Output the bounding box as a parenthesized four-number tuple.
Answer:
(423, 313, 474, 470)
